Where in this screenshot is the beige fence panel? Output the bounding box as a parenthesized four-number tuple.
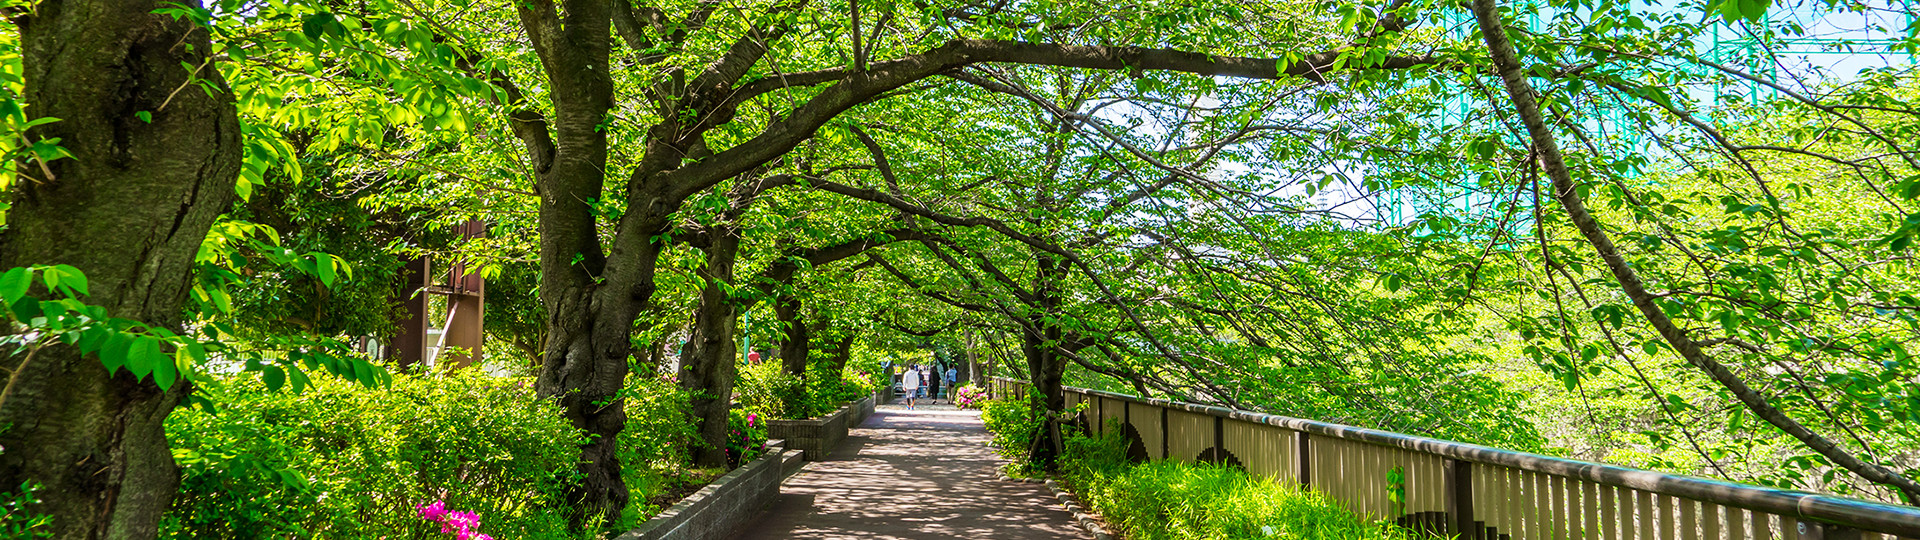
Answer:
(1128, 401, 1164, 460)
(1223, 420, 1295, 481)
(1099, 396, 1124, 435)
(1166, 409, 1211, 463)
(994, 380, 1920, 540)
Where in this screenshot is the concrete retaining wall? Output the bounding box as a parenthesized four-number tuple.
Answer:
(615, 443, 799, 540)
(765, 394, 875, 461)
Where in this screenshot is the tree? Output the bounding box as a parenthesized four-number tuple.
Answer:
(0, 1, 240, 536)
(1468, 0, 1920, 502)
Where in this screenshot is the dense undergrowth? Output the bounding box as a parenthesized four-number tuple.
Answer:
(161, 370, 723, 539)
(984, 396, 1417, 540)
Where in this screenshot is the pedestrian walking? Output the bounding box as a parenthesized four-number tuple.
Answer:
(944, 366, 958, 401)
(902, 364, 922, 409)
(921, 363, 936, 401)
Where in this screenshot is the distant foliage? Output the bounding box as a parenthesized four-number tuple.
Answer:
(162, 371, 583, 540)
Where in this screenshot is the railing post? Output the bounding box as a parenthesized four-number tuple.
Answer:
(1160, 406, 1170, 461)
(1445, 458, 1474, 539)
(1294, 431, 1311, 486)
(1212, 415, 1225, 464)
(1799, 521, 1861, 540)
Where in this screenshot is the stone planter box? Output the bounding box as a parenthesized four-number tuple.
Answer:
(764, 394, 876, 461)
(616, 441, 804, 540)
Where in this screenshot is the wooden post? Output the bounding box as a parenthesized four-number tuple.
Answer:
(1212, 416, 1225, 464)
(1446, 458, 1475, 539)
(393, 257, 430, 369)
(1161, 407, 1170, 461)
(1295, 431, 1312, 487)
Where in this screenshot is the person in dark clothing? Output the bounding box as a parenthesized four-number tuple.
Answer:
(927, 364, 943, 404)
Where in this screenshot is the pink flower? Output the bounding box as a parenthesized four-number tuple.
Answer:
(417, 500, 487, 539)
(416, 500, 448, 522)
(446, 510, 480, 531)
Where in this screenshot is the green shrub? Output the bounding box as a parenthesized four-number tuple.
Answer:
(0, 481, 52, 539)
(162, 370, 584, 539)
(736, 360, 879, 420)
(737, 361, 812, 419)
(619, 374, 698, 470)
(612, 374, 706, 528)
(980, 397, 1039, 460)
(1059, 423, 1416, 540)
(726, 408, 769, 466)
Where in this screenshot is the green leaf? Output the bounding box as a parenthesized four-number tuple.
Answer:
(153, 349, 179, 389)
(0, 267, 31, 304)
(127, 336, 162, 380)
(135, 111, 153, 123)
(99, 332, 132, 375)
(264, 365, 286, 392)
(288, 364, 311, 393)
(313, 255, 337, 286)
(52, 264, 87, 296)
(39, 265, 62, 292)
(9, 297, 42, 321)
(302, 12, 339, 41)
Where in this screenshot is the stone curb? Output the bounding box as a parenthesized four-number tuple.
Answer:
(998, 474, 1112, 540)
(1043, 478, 1113, 540)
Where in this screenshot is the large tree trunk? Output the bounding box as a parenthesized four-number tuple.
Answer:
(0, 2, 240, 537)
(823, 332, 855, 378)
(776, 294, 809, 377)
(679, 233, 743, 468)
(1022, 254, 1070, 470)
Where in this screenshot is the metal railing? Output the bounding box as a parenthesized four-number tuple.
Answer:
(991, 379, 1920, 540)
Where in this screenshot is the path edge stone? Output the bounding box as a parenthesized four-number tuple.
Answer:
(1042, 477, 1114, 540)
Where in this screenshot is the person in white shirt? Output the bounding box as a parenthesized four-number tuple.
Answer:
(901, 365, 922, 410)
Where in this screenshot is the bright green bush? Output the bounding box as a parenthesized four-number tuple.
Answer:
(736, 360, 878, 420)
(609, 374, 718, 530)
(1059, 424, 1416, 540)
(737, 361, 811, 419)
(162, 370, 584, 539)
(979, 397, 1039, 460)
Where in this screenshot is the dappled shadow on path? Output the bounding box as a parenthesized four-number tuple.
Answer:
(732, 402, 1086, 539)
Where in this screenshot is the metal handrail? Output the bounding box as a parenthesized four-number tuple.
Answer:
(996, 378, 1920, 537)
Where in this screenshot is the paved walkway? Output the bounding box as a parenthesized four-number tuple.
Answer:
(734, 400, 1088, 539)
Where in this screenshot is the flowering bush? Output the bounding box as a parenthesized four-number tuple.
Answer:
(417, 500, 493, 540)
(954, 384, 989, 409)
(725, 409, 769, 467)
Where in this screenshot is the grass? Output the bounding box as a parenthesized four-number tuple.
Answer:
(1057, 423, 1419, 540)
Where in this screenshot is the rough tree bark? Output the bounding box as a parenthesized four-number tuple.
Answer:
(679, 232, 744, 468)
(1021, 252, 1071, 469)
(0, 1, 240, 537)
(776, 294, 809, 377)
(1469, 0, 1920, 503)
